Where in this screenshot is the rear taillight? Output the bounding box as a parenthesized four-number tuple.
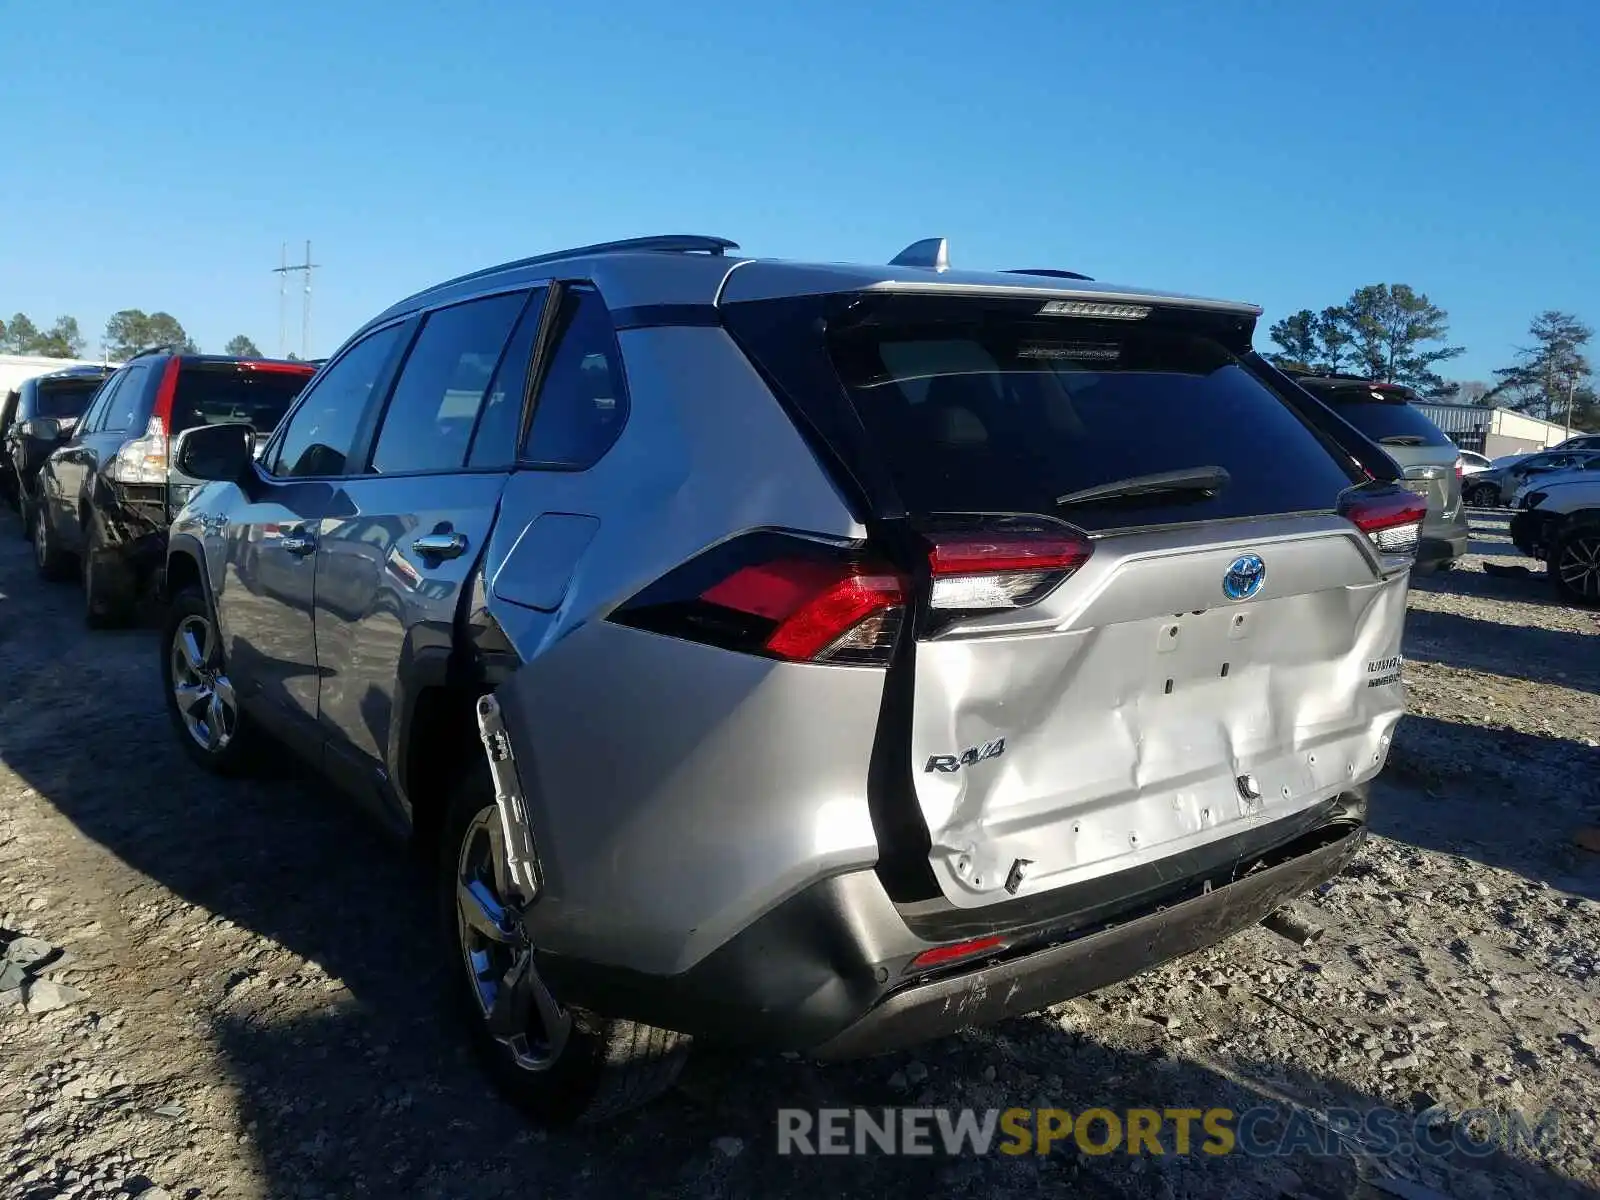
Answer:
(610, 532, 907, 666)
(108, 359, 178, 485)
(703, 559, 905, 661)
(1341, 487, 1427, 557)
(1454, 456, 1465, 479)
(925, 528, 1093, 611)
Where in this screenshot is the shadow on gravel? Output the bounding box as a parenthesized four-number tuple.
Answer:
(1407, 564, 1569, 611)
(1403, 608, 1600, 694)
(1468, 538, 1519, 556)
(1, 510, 1595, 1200)
(1382, 719, 1600, 899)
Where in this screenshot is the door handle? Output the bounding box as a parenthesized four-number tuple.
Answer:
(412, 531, 468, 560)
(280, 531, 317, 557)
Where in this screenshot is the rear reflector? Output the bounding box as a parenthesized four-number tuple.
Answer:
(909, 934, 1007, 971)
(926, 529, 1092, 611)
(1341, 488, 1427, 557)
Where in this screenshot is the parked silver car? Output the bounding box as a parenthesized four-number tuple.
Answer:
(1285, 374, 1468, 569)
(1467, 447, 1600, 507)
(158, 234, 1422, 1124)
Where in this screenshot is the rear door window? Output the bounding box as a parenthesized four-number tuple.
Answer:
(171, 363, 314, 436)
(369, 291, 529, 474)
(100, 365, 153, 433)
(76, 373, 125, 434)
(822, 314, 1358, 531)
(467, 288, 547, 469)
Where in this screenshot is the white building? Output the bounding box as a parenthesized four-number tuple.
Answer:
(1410, 401, 1589, 457)
(0, 353, 121, 397)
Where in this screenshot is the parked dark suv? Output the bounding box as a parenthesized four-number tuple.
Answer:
(33, 349, 314, 624)
(160, 234, 1421, 1125)
(2, 365, 114, 523)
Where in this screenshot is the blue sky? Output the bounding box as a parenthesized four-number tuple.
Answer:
(3, 0, 1596, 381)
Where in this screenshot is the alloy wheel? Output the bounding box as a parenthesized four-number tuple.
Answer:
(34, 507, 48, 570)
(1557, 534, 1600, 602)
(169, 614, 238, 752)
(455, 807, 570, 1071)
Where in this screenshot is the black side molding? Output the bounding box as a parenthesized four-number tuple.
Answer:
(609, 304, 722, 330)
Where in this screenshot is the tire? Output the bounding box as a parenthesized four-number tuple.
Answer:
(1467, 482, 1498, 508)
(439, 772, 689, 1125)
(33, 500, 74, 582)
(83, 517, 134, 629)
(18, 492, 35, 541)
(1550, 522, 1600, 607)
(161, 586, 265, 775)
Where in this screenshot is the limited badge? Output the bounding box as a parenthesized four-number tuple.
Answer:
(1366, 655, 1403, 687)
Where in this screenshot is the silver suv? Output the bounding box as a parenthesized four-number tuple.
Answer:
(1285, 373, 1468, 568)
(160, 234, 1422, 1124)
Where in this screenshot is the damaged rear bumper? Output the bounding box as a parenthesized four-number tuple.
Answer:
(812, 821, 1363, 1059)
(533, 802, 1367, 1059)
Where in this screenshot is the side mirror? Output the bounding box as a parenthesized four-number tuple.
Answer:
(20, 417, 63, 441)
(172, 422, 254, 484)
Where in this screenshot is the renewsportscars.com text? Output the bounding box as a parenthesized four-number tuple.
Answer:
(776, 1105, 1559, 1160)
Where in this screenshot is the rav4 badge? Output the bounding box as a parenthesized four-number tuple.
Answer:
(925, 738, 1007, 774)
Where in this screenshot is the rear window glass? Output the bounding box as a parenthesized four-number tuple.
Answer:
(1299, 385, 1453, 448)
(36, 378, 105, 418)
(173, 365, 313, 436)
(822, 317, 1358, 530)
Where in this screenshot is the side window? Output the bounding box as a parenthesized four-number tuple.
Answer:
(521, 287, 628, 469)
(270, 324, 406, 478)
(467, 288, 547, 469)
(369, 292, 529, 475)
(75, 375, 121, 434)
(100, 365, 152, 433)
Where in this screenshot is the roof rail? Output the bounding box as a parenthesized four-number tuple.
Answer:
(1006, 267, 1095, 282)
(424, 234, 740, 296)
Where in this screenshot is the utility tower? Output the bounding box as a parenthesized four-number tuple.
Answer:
(272, 241, 320, 359)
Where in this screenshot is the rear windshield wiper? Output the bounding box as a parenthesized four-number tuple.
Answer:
(1056, 465, 1231, 508)
(1378, 435, 1425, 446)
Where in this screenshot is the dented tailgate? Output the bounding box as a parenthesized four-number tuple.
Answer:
(910, 515, 1406, 909)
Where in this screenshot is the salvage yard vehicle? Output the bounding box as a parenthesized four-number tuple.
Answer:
(1509, 454, 1600, 510)
(1, 364, 113, 530)
(32, 349, 314, 625)
(1510, 471, 1600, 604)
(1469, 448, 1600, 508)
(157, 233, 1424, 1125)
(1281, 371, 1468, 570)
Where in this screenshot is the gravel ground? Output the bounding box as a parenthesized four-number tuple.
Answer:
(1, 506, 1596, 1200)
